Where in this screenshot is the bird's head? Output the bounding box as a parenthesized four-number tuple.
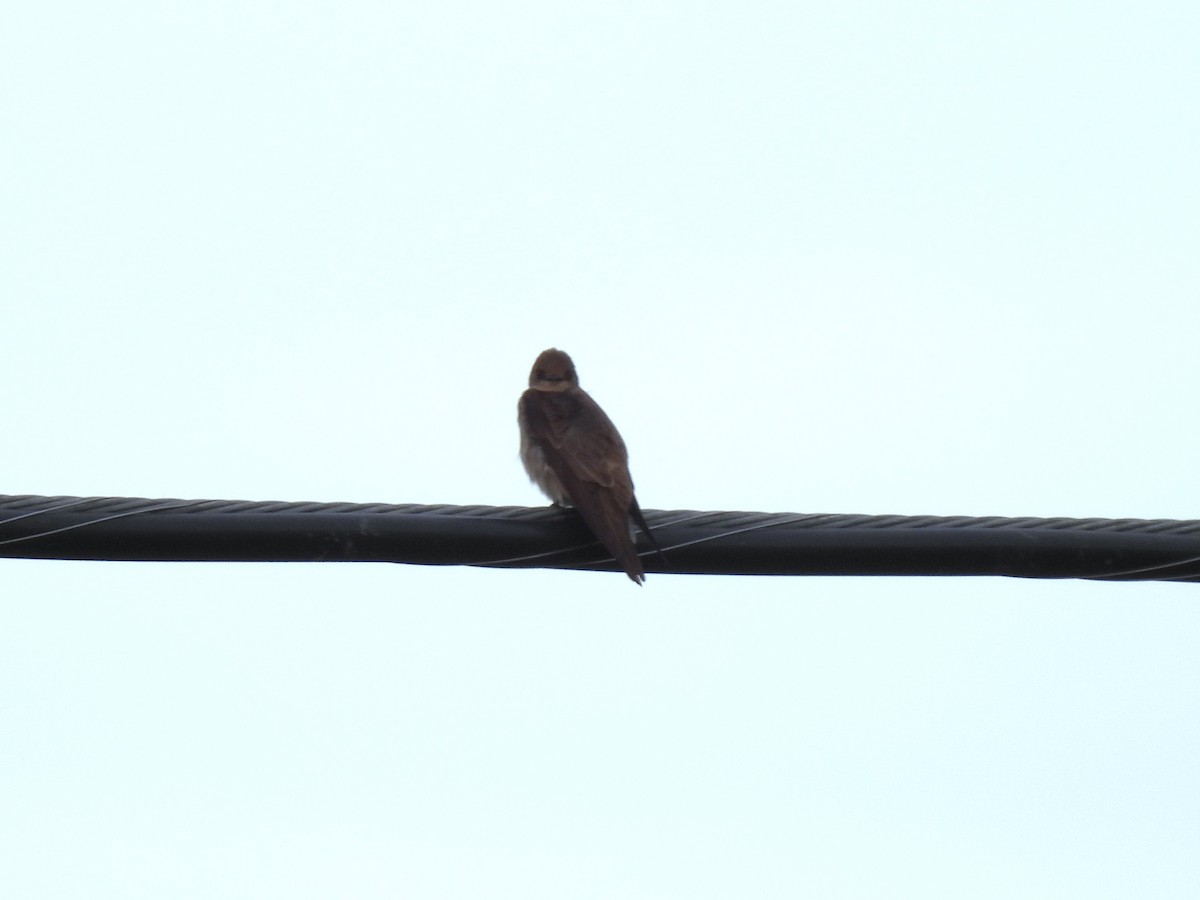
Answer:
(528, 348, 579, 392)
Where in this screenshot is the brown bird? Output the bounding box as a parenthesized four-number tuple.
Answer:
(518, 348, 661, 584)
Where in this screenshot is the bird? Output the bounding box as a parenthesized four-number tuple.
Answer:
(518, 348, 662, 584)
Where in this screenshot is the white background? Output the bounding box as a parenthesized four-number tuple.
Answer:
(3, 1, 1198, 897)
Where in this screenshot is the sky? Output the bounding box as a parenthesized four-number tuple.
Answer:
(2, 1, 1199, 897)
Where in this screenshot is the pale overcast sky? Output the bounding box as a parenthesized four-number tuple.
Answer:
(3, 1, 1199, 897)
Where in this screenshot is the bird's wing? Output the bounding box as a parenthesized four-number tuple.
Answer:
(520, 389, 645, 583)
(520, 389, 632, 495)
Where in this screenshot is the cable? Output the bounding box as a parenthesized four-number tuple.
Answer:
(3, 493, 1199, 582)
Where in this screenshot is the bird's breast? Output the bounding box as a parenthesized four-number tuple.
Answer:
(519, 420, 571, 506)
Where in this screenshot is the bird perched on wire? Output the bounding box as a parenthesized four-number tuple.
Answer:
(518, 347, 662, 584)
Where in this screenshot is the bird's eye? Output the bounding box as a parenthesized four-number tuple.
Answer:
(534, 368, 544, 379)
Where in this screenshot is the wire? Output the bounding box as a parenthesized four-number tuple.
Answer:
(3, 493, 1199, 582)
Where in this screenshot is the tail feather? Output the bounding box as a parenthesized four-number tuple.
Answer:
(630, 499, 668, 571)
(571, 484, 647, 584)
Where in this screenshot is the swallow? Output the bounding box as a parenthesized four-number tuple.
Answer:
(518, 348, 662, 584)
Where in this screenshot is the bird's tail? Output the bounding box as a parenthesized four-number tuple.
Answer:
(630, 500, 669, 570)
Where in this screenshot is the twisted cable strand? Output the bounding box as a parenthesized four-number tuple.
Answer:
(2, 493, 1198, 582)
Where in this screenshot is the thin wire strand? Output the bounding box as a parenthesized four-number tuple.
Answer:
(0, 499, 196, 547)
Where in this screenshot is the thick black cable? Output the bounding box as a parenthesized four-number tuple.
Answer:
(2, 493, 1199, 582)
